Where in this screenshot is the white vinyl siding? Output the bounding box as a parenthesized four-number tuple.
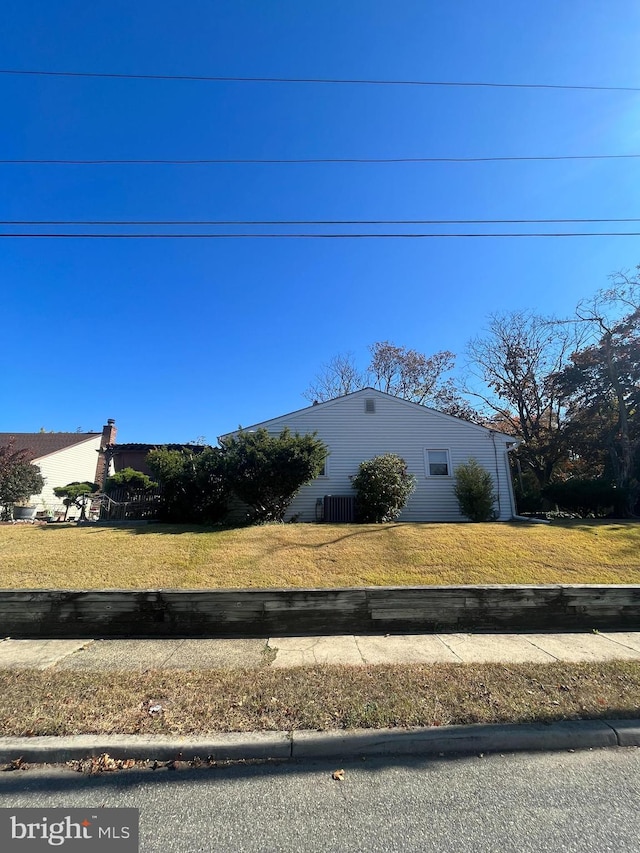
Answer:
(224, 390, 517, 523)
(29, 437, 104, 513)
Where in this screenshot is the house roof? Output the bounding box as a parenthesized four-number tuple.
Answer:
(0, 432, 101, 460)
(220, 387, 516, 441)
(113, 443, 205, 452)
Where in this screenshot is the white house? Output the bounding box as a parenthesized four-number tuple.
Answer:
(0, 420, 117, 514)
(220, 389, 518, 522)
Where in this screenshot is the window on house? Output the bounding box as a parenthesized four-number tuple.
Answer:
(425, 449, 450, 476)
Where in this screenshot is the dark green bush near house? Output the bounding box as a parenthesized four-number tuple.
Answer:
(147, 446, 228, 524)
(454, 458, 497, 522)
(219, 428, 327, 523)
(104, 467, 157, 495)
(511, 464, 545, 514)
(351, 453, 416, 523)
(542, 479, 621, 517)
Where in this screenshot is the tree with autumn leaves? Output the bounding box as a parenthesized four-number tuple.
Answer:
(0, 441, 44, 520)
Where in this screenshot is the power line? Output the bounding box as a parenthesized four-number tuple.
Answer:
(2, 232, 640, 239)
(1, 68, 639, 92)
(4, 218, 640, 226)
(2, 154, 640, 165)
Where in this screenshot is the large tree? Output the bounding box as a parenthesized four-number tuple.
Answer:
(554, 272, 640, 515)
(304, 341, 476, 419)
(465, 311, 579, 488)
(303, 352, 367, 402)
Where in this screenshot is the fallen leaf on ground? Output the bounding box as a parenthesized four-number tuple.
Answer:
(68, 753, 136, 774)
(332, 769, 345, 781)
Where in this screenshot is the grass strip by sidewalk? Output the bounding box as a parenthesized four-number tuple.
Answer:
(1, 661, 639, 737)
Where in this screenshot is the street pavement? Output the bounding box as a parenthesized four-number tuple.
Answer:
(1, 747, 639, 852)
(3, 630, 640, 670)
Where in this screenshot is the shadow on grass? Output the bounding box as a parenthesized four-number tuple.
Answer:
(34, 523, 233, 536)
(33, 522, 414, 551)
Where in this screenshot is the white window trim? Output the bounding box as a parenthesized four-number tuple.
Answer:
(317, 454, 330, 478)
(424, 448, 452, 477)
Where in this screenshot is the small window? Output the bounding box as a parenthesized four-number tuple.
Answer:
(425, 449, 450, 476)
(317, 456, 329, 477)
(364, 398, 375, 413)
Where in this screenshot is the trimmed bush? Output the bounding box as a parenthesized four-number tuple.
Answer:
(53, 481, 99, 521)
(454, 458, 497, 522)
(351, 453, 416, 523)
(542, 479, 620, 517)
(105, 467, 157, 495)
(220, 428, 327, 523)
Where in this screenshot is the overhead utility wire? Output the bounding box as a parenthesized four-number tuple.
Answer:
(5, 218, 640, 226)
(1, 68, 639, 92)
(2, 232, 640, 239)
(3, 154, 640, 165)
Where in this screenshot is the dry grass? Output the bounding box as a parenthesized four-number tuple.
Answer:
(0, 661, 638, 736)
(0, 520, 639, 588)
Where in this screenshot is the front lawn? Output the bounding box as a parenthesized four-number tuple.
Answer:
(0, 520, 638, 588)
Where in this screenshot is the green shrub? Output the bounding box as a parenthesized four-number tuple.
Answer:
(351, 453, 416, 523)
(454, 458, 497, 522)
(220, 428, 327, 523)
(147, 446, 228, 524)
(53, 481, 99, 521)
(542, 479, 620, 517)
(105, 467, 157, 495)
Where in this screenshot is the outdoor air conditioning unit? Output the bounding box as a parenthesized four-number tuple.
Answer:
(323, 495, 355, 523)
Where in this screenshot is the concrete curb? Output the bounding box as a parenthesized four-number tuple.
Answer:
(0, 733, 291, 765)
(291, 721, 619, 758)
(1, 720, 638, 765)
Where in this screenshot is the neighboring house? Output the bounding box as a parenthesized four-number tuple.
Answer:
(0, 420, 117, 514)
(220, 389, 519, 522)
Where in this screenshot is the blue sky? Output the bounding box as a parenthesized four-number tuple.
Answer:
(2, 1, 640, 443)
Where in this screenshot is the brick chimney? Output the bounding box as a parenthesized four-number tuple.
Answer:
(95, 419, 117, 489)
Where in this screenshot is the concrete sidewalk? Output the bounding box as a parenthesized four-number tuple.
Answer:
(3, 633, 640, 766)
(2, 631, 640, 670)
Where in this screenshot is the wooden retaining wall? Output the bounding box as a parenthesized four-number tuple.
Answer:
(1, 585, 639, 638)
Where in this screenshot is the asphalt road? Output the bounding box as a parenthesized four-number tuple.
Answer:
(1, 748, 639, 852)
